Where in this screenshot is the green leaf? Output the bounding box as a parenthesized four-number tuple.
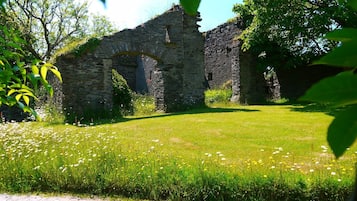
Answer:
(180, 0, 201, 15)
(30, 108, 41, 121)
(17, 101, 25, 110)
(313, 41, 357, 67)
(18, 88, 33, 94)
(20, 85, 34, 92)
(348, 0, 357, 10)
(40, 65, 48, 82)
(23, 95, 30, 106)
(300, 71, 357, 106)
(325, 28, 357, 42)
(31, 65, 40, 75)
(7, 89, 16, 96)
(44, 84, 54, 97)
(15, 94, 22, 101)
(49, 66, 63, 83)
(328, 105, 357, 158)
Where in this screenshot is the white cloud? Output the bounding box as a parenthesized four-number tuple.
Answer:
(80, 0, 240, 32)
(86, 0, 178, 30)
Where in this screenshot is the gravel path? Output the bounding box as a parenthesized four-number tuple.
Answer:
(0, 194, 112, 201)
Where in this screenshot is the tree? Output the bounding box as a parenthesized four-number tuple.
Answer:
(233, 0, 357, 69)
(0, 1, 62, 120)
(0, 19, 62, 120)
(84, 14, 118, 39)
(0, 0, 117, 120)
(3, 0, 117, 61)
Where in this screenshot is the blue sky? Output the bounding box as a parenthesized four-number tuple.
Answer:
(87, 0, 242, 32)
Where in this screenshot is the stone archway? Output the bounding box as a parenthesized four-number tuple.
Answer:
(55, 5, 205, 118)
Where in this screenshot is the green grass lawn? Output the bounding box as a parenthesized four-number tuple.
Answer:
(0, 104, 355, 200)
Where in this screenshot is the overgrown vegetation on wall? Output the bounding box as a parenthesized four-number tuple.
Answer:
(71, 38, 101, 57)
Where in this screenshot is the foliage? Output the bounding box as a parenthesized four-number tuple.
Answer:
(132, 93, 156, 116)
(112, 69, 133, 115)
(70, 38, 101, 58)
(205, 89, 233, 105)
(0, 105, 355, 200)
(205, 81, 233, 105)
(0, 19, 62, 120)
(3, 0, 117, 61)
(232, 0, 357, 69)
(84, 14, 118, 38)
(39, 103, 65, 124)
(301, 0, 357, 158)
(180, 0, 201, 15)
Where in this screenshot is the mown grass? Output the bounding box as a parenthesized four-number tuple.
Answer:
(0, 104, 356, 200)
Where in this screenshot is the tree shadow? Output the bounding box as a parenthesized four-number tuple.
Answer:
(82, 106, 260, 126)
(289, 103, 344, 117)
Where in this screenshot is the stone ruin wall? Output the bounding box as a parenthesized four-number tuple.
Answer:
(204, 22, 240, 89)
(204, 21, 342, 103)
(55, 6, 205, 117)
(204, 21, 265, 104)
(1, 6, 344, 122)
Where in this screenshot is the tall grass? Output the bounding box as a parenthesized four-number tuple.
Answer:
(132, 94, 156, 116)
(205, 89, 233, 105)
(0, 105, 355, 200)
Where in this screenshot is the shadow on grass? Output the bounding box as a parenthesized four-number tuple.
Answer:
(289, 103, 344, 117)
(81, 105, 260, 126)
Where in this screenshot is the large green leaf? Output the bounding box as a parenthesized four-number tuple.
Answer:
(325, 28, 357, 42)
(31, 65, 40, 75)
(348, 0, 357, 10)
(300, 71, 357, 106)
(22, 95, 30, 106)
(49, 66, 63, 83)
(328, 105, 357, 158)
(40, 64, 48, 82)
(180, 0, 201, 15)
(313, 41, 357, 67)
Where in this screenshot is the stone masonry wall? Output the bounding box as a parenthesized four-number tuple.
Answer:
(204, 21, 243, 89)
(204, 21, 265, 104)
(55, 53, 112, 116)
(138, 55, 156, 95)
(182, 13, 205, 106)
(55, 5, 205, 117)
(204, 21, 341, 103)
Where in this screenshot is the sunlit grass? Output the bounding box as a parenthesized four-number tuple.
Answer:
(0, 105, 355, 200)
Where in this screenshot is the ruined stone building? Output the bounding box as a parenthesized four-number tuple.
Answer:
(1, 5, 343, 122)
(204, 21, 265, 104)
(203, 21, 342, 103)
(53, 5, 342, 119)
(55, 5, 205, 117)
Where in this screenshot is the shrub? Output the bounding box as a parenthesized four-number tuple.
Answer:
(205, 89, 233, 104)
(132, 93, 156, 115)
(112, 69, 133, 115)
